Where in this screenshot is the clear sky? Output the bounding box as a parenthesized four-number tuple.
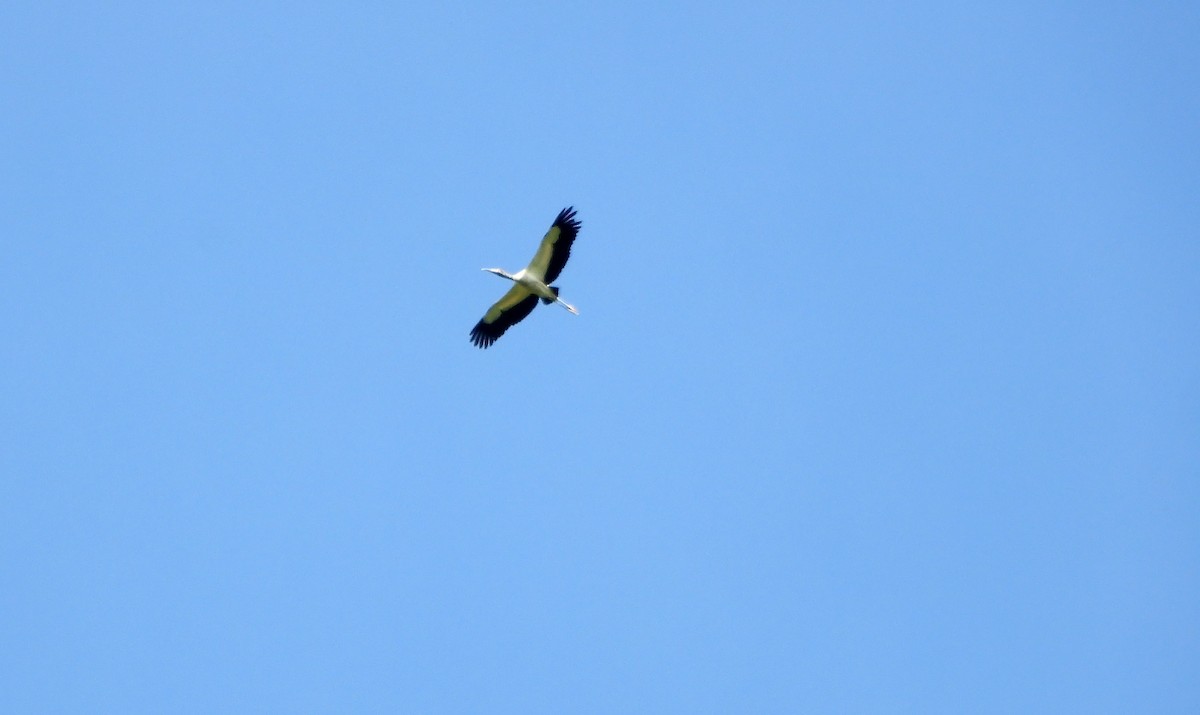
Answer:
(2, 2, 1197, 712)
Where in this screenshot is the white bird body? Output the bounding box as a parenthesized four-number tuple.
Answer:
(484, 268, 579, 313)
(470, 208, 582, 349)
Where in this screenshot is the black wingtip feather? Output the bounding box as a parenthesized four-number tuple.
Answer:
(469, 323, 497, 348)
(554, 206, 581, 232)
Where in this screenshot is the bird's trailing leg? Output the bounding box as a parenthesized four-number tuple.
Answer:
(558, 298, 579, 315)
(537, 285, 579, 314)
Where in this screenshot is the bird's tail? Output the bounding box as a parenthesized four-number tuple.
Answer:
(540, 286, 560, 305)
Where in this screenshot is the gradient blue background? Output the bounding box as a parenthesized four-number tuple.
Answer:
(2, 3, 1197, 712)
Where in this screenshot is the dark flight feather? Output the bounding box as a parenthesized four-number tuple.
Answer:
(543, 207, 581, 284)
(469, 293, 539, 348)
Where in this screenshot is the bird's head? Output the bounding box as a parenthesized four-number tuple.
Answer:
(482, 268, 513, 280)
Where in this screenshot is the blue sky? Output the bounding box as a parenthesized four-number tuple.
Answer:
(2, 2, 1197, 712)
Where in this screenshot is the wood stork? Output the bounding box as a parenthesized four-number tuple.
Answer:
(469, 207, 581, 349)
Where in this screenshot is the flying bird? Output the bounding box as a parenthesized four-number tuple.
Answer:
(469, 207, 582, 349)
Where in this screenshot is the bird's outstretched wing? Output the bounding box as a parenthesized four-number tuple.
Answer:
(470, 284, 540, 348)
(527, 207, 581, 284)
